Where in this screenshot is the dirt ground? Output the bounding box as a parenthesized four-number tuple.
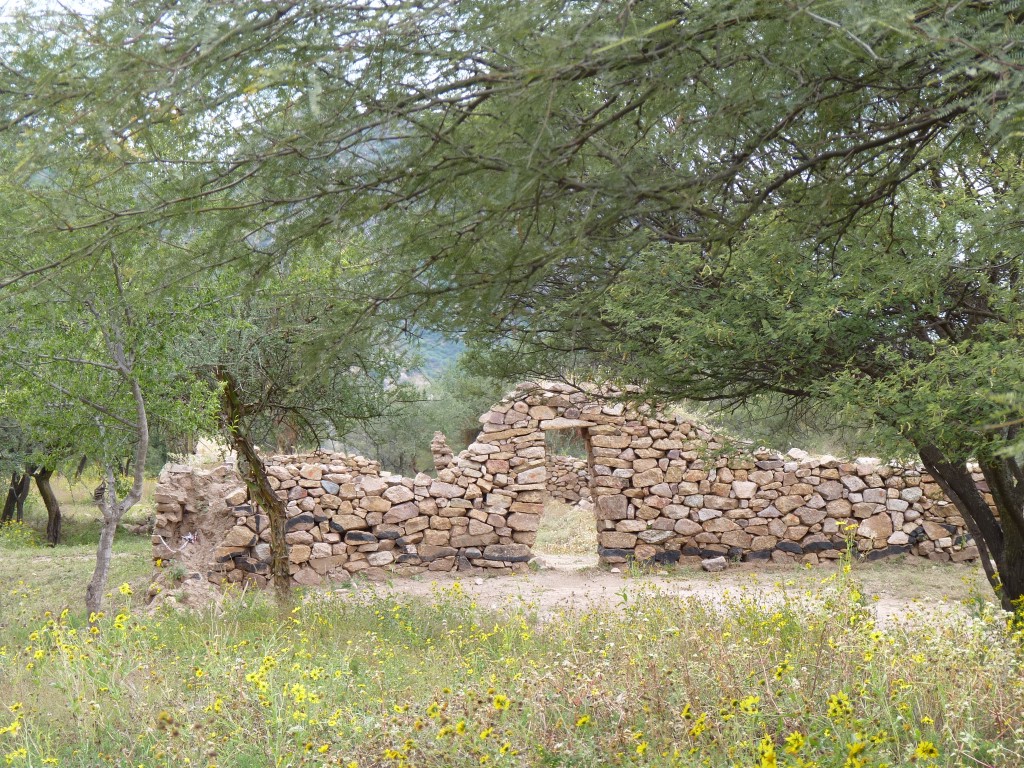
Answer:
(340, 552, 994, 626)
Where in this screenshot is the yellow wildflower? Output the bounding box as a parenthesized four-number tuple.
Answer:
(913, 741, 939, 760)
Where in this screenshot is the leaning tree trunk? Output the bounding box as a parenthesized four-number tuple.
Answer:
(216, 368, 291, 603)
(85, 374, 149, 620)
(1, 472, 19, 523)
(85, 466, 121, 618)
(2, 471, 32, 524)
(919, 444, 1024, 612)
(33, 467, 62, 546)
(13, 467, 33, 523)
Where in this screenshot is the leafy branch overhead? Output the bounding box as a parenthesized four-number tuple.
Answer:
(0, 2, 1023, 605)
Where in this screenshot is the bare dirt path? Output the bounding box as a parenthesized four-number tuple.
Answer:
(343, 554, 992, 626)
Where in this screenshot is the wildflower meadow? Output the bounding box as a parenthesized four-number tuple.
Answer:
(1, 526, 1022, 767)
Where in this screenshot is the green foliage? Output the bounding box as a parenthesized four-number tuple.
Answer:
(344, 364, 509, 474)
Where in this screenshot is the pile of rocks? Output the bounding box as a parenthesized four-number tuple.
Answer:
(153, 381, 983, 588)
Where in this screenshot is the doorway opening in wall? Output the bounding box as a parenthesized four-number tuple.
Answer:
(535, 428, 598, 560)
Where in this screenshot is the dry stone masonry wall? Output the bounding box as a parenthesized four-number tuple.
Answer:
(546, 455, 591, 507)
(153, 382, 983, 588)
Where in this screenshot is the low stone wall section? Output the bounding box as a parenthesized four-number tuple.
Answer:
(152, 381, 983, 587)
(546, 454, 591, 507)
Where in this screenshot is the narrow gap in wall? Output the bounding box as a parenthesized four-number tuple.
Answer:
(536, 428, 598, 562)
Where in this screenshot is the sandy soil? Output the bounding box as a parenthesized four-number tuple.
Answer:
(341, 553, 993, 626)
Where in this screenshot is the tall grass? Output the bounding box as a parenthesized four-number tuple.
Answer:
(1, 553, 1021, 767)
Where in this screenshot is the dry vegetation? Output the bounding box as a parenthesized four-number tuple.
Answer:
(1, 491, 1022, 767)
(534, 501, 599, 556)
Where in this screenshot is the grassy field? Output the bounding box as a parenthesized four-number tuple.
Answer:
(535, 501, 599, 556)
(1, 489, 1023, 767)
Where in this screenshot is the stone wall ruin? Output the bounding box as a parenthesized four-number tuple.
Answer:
(152, 381, 983, 588)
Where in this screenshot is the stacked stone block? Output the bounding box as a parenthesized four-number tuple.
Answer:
(154, 381, 983, 588)
(546, 454, 592, 507)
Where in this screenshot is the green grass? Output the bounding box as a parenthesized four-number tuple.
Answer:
(1, 542, 1022, 768)
(0, 471, 155, 616)
(535, 501, 598, 555)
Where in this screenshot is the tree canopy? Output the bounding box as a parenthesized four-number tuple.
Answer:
(1, 0, 1024, 606)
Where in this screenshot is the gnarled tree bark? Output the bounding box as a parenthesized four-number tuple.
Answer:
(215, 367, 291, 603)
(33, 467, 61, 546)
(918, 443, 1024, 612)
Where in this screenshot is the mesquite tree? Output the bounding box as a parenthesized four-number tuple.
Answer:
(196, 253, 411, 601)
(3, 1, 1024, 609)
(0, 239, 216, 615)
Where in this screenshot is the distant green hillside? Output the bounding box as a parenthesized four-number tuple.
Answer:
(408, 332, 464, 380)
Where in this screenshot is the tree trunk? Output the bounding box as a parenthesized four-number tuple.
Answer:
(33, 468, 62, 546)
(74, 454, 88, 482)
(84, 374, 149, 619)
(2, 471, 32, 524)
(13, 468, 32, 523)
(85, 486, 119, 619)
(1, 472, 18, 523)
(918, 444, 1024, 611)
(216, 367, 291, 603)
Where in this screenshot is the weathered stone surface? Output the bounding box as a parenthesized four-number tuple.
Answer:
(367, 551, 395, 567)
(507, 513, 540, 531)
(223, 525, 257, 548)
(674, 518, 703, 536)
(383, 503, 419, 524)
(638, 529, 673, 544)
(483, 544, 532, 562)
(858, 514, 893, 542)
(732, 481, 758, 499)
(289, 544, 312, 564)
(299, 465, 323, 481)
(775, 495, 805, 514)
(632, 469, 664, 487)
(383, 485, 415, 504)
(514, 466, 547, 484)
(599, 531, 637, 549)
(292, 567, 322, 586)
(596, 494, 629, 520)
(701, 556, 728, 572)
(419, 544, 458, 561)
(327, 514, 366, 533)
(429, 481, 465, 499)
(360, 496, 392, 513)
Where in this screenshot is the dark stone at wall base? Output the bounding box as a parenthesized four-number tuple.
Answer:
(344, 531, 377, 544)
(803, 540, 840, 554)
(285, 513, 315, 532)
(744, 550, 772, 562)
(865, 545, 911, 562)
(680, 545, 732, 560)
(598, 547, 634, 560)
(654, 550, 681, 564)
(236, 558, 269, 574)
(776, 541, 804, 555)
(396, 554, 422, 565)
